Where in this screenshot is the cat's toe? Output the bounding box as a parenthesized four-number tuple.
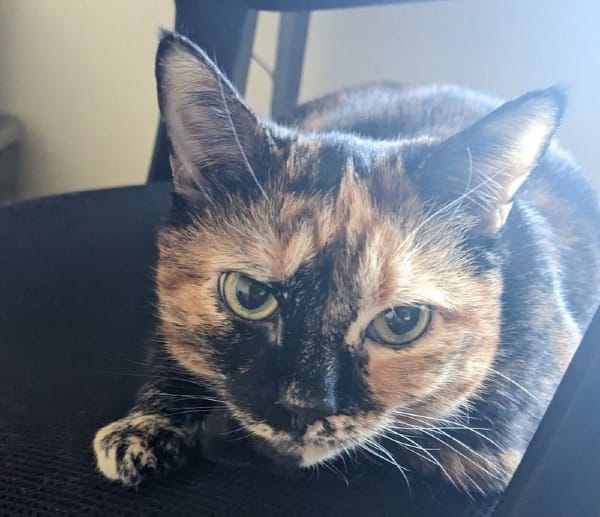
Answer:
(93, 414, 191, 486)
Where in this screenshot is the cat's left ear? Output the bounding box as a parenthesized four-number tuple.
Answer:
(416, 88, 565, 235)
(155, 31, 269, 200)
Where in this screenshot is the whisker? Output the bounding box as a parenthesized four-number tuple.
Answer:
(462, 472, 483, 498)
(417, 428, 505, 481)
(230, 431, 256, 441)
(222, 425, 256, 440)
(381, 429, 456, 487)
(90, 353, 201, 381)
(391, 412, 506, 480)
(390, 425, 491, 433)
(164, 408, 228, 416)
(216, 64, 270, 202)
(450, 146, 474, 221)
(138, 391, 221, 401)
(486, 366, 539, 401)
(322, 460, 349, 486)
(405, 160, 514, 248)
(87, 368, 212, 392)
(362, 438, 412, 496)
(165, 405, 227, 411)
(392, 409, 503, 451)
(251, 53, 274, 79)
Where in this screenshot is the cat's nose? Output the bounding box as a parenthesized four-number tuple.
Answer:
(279, 395, 337, 430)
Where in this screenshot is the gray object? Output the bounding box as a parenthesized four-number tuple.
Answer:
(0, 114, 22, 202)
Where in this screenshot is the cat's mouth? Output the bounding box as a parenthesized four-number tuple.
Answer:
(201, 408, 386, 469)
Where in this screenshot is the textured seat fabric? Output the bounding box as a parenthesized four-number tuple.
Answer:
(0, 185, 495, 516)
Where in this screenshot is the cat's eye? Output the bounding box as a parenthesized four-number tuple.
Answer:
(220, 272, 278, 321)
(367, 305, 431, 347)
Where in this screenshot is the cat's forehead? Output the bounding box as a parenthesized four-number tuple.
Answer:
(285, 136, 367, 181)
(185, 152, 467, 313)
(279, 132, 406, 196)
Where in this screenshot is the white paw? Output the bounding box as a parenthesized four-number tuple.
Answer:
(93, 414, 190, 486)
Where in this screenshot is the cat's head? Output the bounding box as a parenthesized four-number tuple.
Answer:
(154, 32, 563, 468)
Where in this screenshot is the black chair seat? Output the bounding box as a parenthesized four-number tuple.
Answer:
(0, 185, 494, 516)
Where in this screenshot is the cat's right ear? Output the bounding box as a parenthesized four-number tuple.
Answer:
(156, 31, 268, 200)
(414, 88, 565, 235)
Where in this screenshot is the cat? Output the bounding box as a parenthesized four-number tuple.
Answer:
(93, 31, 600, 494)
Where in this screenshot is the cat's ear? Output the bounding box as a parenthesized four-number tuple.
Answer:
(156, 31, 267, 199)
(416, 88, 565, 235)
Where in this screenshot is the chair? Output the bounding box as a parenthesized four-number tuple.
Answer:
(148, 0, 439, 183)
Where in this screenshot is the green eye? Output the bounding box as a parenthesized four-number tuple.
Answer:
(220, 272, 278, 321)
(367, 305, 431, 347)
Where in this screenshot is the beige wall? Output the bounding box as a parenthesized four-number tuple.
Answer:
(0, 1, 173, 199)
(0, 1, 598, 200)
(301, 0, 600, 188)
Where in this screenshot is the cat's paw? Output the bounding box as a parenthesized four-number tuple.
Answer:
(93, 413, 195, 486)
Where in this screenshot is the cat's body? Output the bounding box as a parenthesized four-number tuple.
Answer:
(94, 33, 600, 494)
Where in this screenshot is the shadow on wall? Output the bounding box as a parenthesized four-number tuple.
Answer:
(0, 115, 22, 202)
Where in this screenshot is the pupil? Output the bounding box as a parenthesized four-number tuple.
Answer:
(385, 307, 420, 334)
(236, 276, 269, 310)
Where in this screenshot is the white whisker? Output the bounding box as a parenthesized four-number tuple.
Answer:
(486, 366, 539, 401)
(322, 459, 349, 486)
(362, 438, 412, 496)
(215, 67, 270, 202)
(404, 160, 514, 249)
(392, 409, 503, 451)
(382, 431, 458, 489)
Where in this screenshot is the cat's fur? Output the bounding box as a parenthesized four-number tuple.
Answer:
(93, 32, 600, 493)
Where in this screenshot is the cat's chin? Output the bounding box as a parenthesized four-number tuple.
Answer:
(298, 441, 342, 467)
(200, 410, 345, 471)
(243, 428, 355, 472)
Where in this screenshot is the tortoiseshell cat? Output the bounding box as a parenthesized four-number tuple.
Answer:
(93, 32, 600, 494)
